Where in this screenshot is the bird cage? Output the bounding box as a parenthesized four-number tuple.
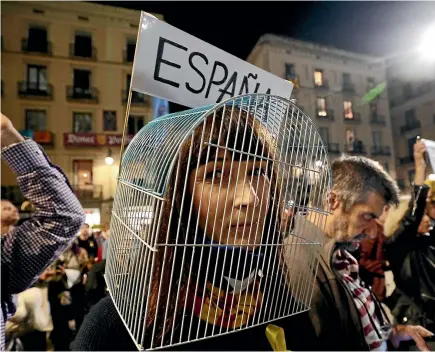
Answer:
(105, 93, 331, 350)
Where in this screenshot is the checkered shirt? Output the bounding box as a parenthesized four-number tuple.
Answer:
(333, 248, 388, 351)
(1, 139, 85, 350)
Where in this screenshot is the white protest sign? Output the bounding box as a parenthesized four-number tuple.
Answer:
(131, 12, 293, 108)
(422, 138, 435, 172)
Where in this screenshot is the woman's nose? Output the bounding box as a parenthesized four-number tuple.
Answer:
(234, 180, 259, 209)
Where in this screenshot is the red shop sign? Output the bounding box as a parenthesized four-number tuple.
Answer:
(64, 133, 134, 146)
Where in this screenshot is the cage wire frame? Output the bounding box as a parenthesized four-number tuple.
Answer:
(106, 93, 332, 351)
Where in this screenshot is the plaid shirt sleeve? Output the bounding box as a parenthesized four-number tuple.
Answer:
(1, 139, 85, 294)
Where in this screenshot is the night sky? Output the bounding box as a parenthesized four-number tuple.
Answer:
(100, 1, 435, 59)
(97, 1, 435, 112)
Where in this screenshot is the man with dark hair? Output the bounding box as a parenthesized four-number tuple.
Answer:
(303, 155, 433, 351)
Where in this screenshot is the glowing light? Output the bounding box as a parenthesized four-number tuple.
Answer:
(429, 174, 435, 181)
(105, 156, 114, 166)
(418, 24, 435, 62)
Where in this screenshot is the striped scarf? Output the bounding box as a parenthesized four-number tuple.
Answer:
(333, 249, 387, 351)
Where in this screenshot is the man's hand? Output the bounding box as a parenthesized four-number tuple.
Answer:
(390, 324, 433, 351)
(414, 140, 427, 185)
(1, 113, 25, 148)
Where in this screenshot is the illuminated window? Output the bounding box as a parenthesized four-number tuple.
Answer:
(344, 101, 353, 119)
(314, 70, 323, 86)
(317, 97, 327, 116)
(73, 160, 93, 186)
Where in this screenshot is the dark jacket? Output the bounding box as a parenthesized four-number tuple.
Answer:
(72, 290, 316, 351)
(384, 184, 435, 329)
(306, 239, 371, 351)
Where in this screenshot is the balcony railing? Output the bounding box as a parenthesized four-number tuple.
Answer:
(66, 86, 99, 103)
(328, 143, 340, 154)
(370, 114, 386, 125)
(345, 142, 367, 154)
(342, 82, 356, 93)
(1, 186, 25, 206)
(371, 146, 391, 156)
(399, 156, 414, 165)
(69, 43, 97, 60)
(344, 112, 361, 123)
(21, 39, 52, 55)
(400, 120, 421, 134)
(72, 184, 103, 201)
(121, 90, 149, 106)
(314, 79, 329, 89)
(18, 81, 53, 99)
(316, 109, 334, 120)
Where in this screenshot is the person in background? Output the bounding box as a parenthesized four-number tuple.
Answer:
(358, 205, 391, 301)
(0, 113, 85, 350)
(384, 141, 435, 336)
(101, 223, 110, 260)
(302, 155, 433, 351)
(76, 224, 98, 260)
(1, 200, 19, 236)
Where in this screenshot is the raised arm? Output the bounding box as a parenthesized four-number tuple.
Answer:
(1, 113, 85, 294)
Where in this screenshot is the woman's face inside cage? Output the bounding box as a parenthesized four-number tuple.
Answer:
(175, 106, 282, 251)
(187, 141, 272, 250)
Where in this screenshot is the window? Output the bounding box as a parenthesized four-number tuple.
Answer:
(343, 73, 351, 85)
(73, 69, 91, 92)
(26, 65, 47, 91)
(405, 109, 416, 125)
(343, 101, 353, 119)
(316, 97, 327, 116)
(384, 162, 389, 173)
(346, 129, 355, 147)
(128, 115, 144, 135)
(103, 110, 117, 131)
(27, 26, 48, 52)
(285, 63, 297, 81)
(368, 78, 375, 89)
(25, 109, 47, 131)
(127, 74, 145, 103)
(370, 101, 378, 116)
(372, 131, 382, 147)
(403, 82, 413, 99)
(319, 127, 329, 145)
(126, 39, 136, 62)
(73, 112, 92, 132)
(73, 160, 93, 186)
(74, 31, 92, 57)
(314, 70, 323, 86)
(407, 136, 418, 157)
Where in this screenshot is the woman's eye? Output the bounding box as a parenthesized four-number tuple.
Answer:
(251, 168, 263, 176)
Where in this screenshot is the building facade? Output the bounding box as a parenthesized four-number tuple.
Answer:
(387, 57, 435, 191)
(248, 34, 396, 178)
(1, 1, 163, 225)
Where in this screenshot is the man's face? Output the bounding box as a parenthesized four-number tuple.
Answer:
(329, 192, 386, 242)
(80, 225, 90, 240)
(1, 200, 19, 226)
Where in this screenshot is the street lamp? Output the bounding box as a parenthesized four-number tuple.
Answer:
(105, 148, 114, 166)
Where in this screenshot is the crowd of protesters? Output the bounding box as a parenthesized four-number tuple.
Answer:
(2, 109, 435, 351)
(3, 221, 111, 351)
